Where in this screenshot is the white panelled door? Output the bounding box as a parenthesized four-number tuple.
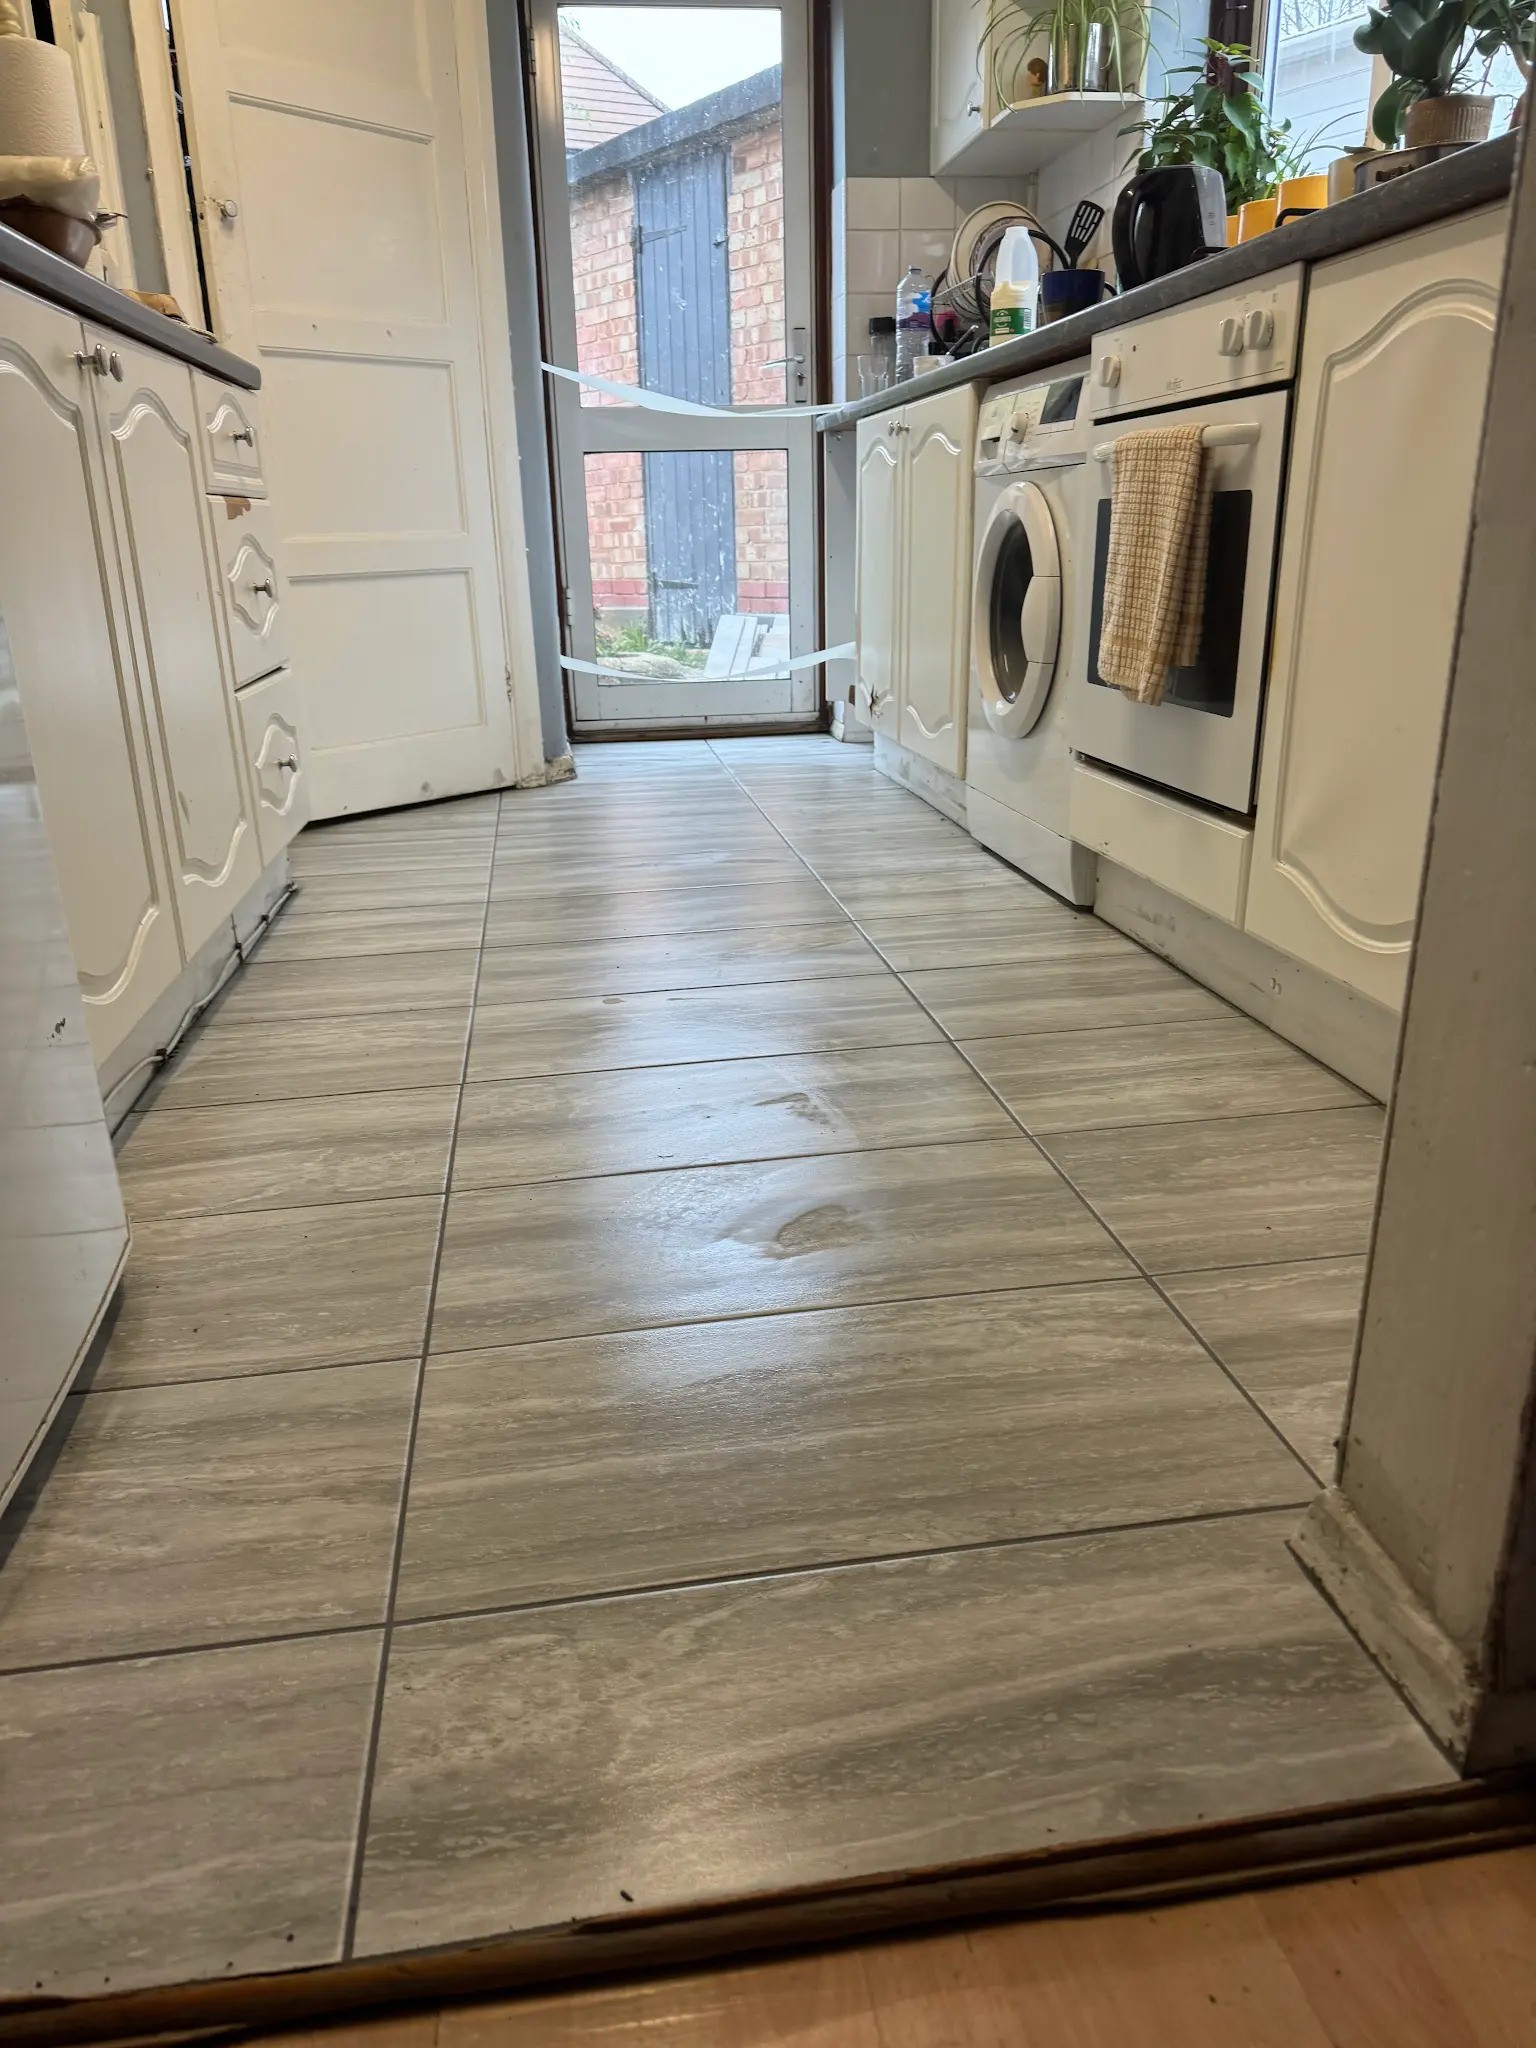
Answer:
(171, 0, 538, 817)
(898, 383, 976, 777)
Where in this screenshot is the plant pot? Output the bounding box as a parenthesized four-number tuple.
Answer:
(1403, 93, 1495, 147)
(0, 198, 101, 268)
(1048, 20, 1114, 95)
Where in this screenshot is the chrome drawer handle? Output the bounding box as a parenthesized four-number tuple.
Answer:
(250, 579, 275, 598)
(231, 428, 255, 446)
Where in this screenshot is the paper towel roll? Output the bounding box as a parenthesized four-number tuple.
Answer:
(0, 22, 88, 161)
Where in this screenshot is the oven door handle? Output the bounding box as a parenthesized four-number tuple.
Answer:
(1091, 421, 1261, 463)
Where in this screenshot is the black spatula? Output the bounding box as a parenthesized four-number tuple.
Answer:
(1063, 199, 1105, 268)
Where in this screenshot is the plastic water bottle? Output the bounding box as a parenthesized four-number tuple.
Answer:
(895, 265, 932, 381)
(988, 223, 1039, 345)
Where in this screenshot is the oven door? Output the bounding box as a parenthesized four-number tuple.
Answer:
(1070, 388, 1289, 813)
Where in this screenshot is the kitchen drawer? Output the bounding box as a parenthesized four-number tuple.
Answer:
(238, 666, 309, 864)
(213, 494, 289, 686)
(1070, 761, 1252, 925)
(198, 375, 266, 495)
(1091, 269, 1304, 417)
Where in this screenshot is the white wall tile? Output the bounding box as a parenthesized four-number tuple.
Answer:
(898, 176, 957, 231)
(901, 228, 954, 280)
(848, 289, 895, 349)
(846, 228, 904, 295)
(844, 175, 901, 230)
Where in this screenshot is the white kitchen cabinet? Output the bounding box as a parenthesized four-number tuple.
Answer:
(197, 376, 267, 496)
(899, 386, 975, 774)
(238, 666, 310, 864)
(854, 412, 904, 739)
(1245, 208, 1504, 1010)
(94, 328, 263, 961)
(932, 0, 992, 174)
(854, 382, 978, 777)
(0, 291, 183, 1066)
(212, 493, 290, 687)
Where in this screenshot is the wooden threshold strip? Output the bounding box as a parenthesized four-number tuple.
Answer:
(3, 1774, 1535, 2048)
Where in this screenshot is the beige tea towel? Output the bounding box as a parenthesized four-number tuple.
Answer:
(1098, 423, 1213, 705)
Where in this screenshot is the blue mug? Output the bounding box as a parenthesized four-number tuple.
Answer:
(1039, 268, 1110, 322)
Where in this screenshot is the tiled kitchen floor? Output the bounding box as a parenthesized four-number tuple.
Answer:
(0, 736, 1450, 1999)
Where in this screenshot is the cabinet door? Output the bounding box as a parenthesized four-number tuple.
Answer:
(0, 289, 183, 1067)
(92, 328, 262, 958)
(1245, 210, 1504, 1009)
(932, 0, 990, 172)
(855, 412, 904, 738)
(212, 493, 290, 687)
(898, 382, 977, 779)
(238, 667, 310, 864)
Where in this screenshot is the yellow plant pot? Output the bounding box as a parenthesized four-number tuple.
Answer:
(1238, 197, 1277, 241)
(1226, 212, 1240, 246)
(1277, 173, 1329, 220)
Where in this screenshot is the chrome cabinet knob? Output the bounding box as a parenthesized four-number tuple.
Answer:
(231, 427, 255, 446)
(214, 197, 240, 221)
(108, 351, 123, 381)
(74, 344, 110, 377)
(250, 579, 275, 598)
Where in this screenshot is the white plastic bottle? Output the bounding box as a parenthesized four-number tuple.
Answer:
(988, 224, 1039, 346)
(895, 265, 932, 381)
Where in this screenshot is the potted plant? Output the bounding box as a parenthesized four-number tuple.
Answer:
(1127, 41, 1324, 215)
(1470, 0, 1534, 122)
(1353, 0, 1495, 146)
(987, 0, 1152, 102)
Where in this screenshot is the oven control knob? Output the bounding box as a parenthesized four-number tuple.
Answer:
(1097, 353, 1121, 387)
(1217, 316, 1244, 357)
(1245, 307, 1275, 350)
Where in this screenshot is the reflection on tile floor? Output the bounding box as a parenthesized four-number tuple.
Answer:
(0, 736, 1447, 2000)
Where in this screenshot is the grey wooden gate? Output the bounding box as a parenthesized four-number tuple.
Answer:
(634, 146, 736, 647)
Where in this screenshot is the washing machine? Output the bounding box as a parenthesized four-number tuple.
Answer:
(966, 363, 1097, 906)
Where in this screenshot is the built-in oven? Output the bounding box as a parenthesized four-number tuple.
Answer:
(1069, 386, 1289, 814)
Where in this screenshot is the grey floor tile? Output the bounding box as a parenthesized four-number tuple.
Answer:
(397, 1282, 1311, 1620)
(259, 900, 490, 963)
(0, 1631, 380, 1996)
(431, 1137, 1130, 1351)
(91, 1197, 443, 1390)
(1047, 1109, 1386, 1275)
(292, 867, 491, 915)
(484, 876, 844, 947)
(116, 1088, 458, 1219)
(150, 1009, 470, 1111)
(859, 904, 1139, 973)
(490, 852, 806, 895)
(0, 1361, 415, 1668)
(1163, 1257, 1367, 1479)
(962, 1017, 1368, 1135)
(465, 976, 941, 1083)
(903, 952, 1234, 1038)
(288, 837, 492, 880)
(828, 877, 1021, 922)
(356, 1514, 1448, 1956)
(453, 1044, 1014, 1188)
(475, 924, 885, 1005)
(217, 949, 482, 1026)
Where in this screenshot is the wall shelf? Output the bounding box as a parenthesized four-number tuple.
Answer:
(942, 90, 1142, 175)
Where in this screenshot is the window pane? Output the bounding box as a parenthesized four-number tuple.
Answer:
(584, 449, 790, 678)
(1264, 0, 1376, 168)
(558, 7, 787, 405)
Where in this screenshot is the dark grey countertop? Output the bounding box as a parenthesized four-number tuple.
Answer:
(0, 224, 260, 390)
(819, 132, 1517, 433)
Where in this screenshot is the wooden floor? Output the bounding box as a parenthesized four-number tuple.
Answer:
(262, 1847, 1536, 2047)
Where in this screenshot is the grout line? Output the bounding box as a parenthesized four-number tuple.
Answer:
(710, 756, 1334, 1490)
(0, 1500, 1312, 1689)
(337, 788, 501, 1961)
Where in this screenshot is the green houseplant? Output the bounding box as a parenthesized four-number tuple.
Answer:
(1354, 0, 1497, 144)
(1127, 41, 1318, 212)
(985, 0, 1153, 103)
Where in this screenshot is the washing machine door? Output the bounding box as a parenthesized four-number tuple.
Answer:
(972, 479, 1061, 737)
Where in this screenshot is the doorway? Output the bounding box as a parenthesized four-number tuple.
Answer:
(529, 1, 820, 732)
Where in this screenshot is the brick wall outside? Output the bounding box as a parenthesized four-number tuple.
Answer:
(573, 112, 788, 636)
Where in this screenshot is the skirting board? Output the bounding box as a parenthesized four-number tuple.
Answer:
(1093, 859, 1402, 1101)
(3, 1780, 1533, 2046)
(1292, 1491, 1536, 1774)
(871, 733, 967, 825)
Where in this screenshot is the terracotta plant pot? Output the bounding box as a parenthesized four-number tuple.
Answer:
(0, 198, 101, 268)
(1403, 93, 1495, 147)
